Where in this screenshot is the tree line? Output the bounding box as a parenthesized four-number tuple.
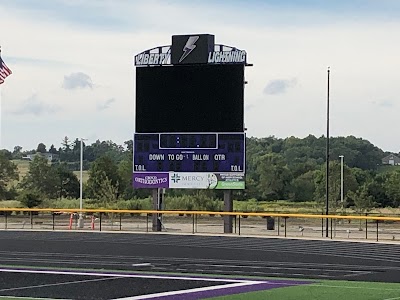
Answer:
(0, 134, 399, 212)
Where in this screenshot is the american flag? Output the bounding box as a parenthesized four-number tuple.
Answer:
(0, 56, 12, 85)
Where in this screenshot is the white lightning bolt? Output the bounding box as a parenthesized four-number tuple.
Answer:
(179, 36, 199, 63)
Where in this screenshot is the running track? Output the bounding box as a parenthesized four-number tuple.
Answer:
(0, 231, 399, 283)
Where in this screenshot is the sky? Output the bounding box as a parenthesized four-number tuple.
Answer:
(0, 0, 400, 153)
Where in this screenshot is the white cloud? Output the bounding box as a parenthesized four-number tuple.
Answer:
(264, 78, 297, 95)
(63, 72, 94, 90)
(12, 94, 60, 116)
(97, 98, 116, 111)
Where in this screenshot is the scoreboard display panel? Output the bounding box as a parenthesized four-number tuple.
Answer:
(134, 133, 244, 173)
(135, 64, 244, 133)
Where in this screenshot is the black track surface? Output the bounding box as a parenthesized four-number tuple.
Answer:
(1, 231, 400, 285)
(1, 231, 400, 282)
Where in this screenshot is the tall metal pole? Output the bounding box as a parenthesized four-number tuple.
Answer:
(325, 67, 330, 238)
(78, 138, 85, 228)
(80, 138, 83, 211)
(340, 155, 344, 209)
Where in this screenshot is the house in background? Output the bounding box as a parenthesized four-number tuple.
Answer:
(382, 154, 400, 166)
(22, 152, 60, 162)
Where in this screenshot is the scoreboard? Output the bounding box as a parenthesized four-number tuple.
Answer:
(134, 133, 244, 173)
(133, 34, 247, 190)
(133, 133, 245, 189)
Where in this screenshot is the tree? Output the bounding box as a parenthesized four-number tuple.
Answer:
(347, 184, 376, 229)
(19, 156, 58, 198)
(384, 171, 400, 207)
(36, 143, 47, 153)
(117, 159, 133, 199)
(12, 146, 23, 159)
(54, 163, 80, 199)
(348, 184, 376, 214)
(48, 144, 58, 154)
(0, 152, 19, 199)
(351, 168, 373, 186)
(289, 171, 316, 202)
(61, 136, 71, 152)
(365, 173, 392, 208)
(0, 149, 12, 160)
(86, 155, 121, 199)
(255, 153, 292, 200)
(314, 161, 358, 212)
(93, 173, 119, 207)
(124, 140, 133, 153)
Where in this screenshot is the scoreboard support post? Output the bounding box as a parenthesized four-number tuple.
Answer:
(223, 190, 233, 233)
(152, 188, 163, 232)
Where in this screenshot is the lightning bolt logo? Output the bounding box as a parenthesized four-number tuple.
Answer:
(179, 36, 199, 63)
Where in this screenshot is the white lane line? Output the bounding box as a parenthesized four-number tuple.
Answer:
(0, 297, 53, 300)
(342, 271, 373, 277)
(131, 263, 152, 267)
(3, 250, 400, 270)
(112, 282, 262, 300)
(0, 277, 119, 292)
(185, 263, 371, 273)
(0, 268, 253, 283)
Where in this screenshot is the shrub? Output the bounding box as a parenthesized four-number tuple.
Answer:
(18, 191, 43, 208)
(41, 198, 80, 209)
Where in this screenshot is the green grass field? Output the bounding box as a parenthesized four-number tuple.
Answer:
(214, 280, 400, 300)
(11, 160, 89, 184)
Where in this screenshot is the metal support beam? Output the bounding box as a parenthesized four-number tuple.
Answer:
(152, 188, 162, 232)
(224, 190, 233, 233)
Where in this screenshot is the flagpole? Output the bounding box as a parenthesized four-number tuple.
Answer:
(0, 45, 2, 149)
(0, 46, 13, 150)
(0, 85, 2, 149)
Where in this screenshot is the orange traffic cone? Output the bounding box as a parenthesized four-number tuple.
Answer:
(68, 213, 73, 230)
(91, 215, 95, 230)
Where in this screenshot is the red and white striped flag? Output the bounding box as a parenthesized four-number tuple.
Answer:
(0, 56, 12, 85)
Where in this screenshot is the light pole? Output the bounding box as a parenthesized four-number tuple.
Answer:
(339, 155, 344, 209)
(78, 138, 87, 228)
(325, 67, 330, 237)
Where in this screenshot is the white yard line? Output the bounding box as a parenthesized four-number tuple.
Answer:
(0, 268, 255, 283)
(112, 282, 262, 300)
(0, 277, 119, 292)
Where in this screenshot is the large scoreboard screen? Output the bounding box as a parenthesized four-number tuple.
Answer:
(133, 133, 245, 189)
(135, 64, 244, 133)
